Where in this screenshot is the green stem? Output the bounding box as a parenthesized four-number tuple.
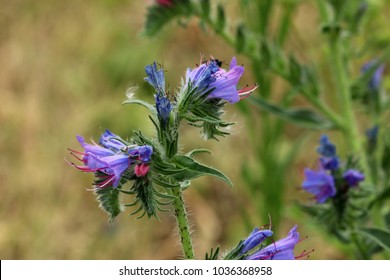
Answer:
(165, 113, 194, 258)
(170, 186, 195, 259)
(328, 39, 371, 182)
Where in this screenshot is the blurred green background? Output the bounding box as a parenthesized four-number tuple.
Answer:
(1, 0, 389, 259)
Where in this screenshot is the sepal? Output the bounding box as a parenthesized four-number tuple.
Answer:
(94, 182, 123, 223)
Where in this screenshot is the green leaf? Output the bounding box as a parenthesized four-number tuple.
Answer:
(143, 0, 193, 37)
(200, 0, 210, 17)
(172, 155, 233, 187)
(186, 148, 212, 157)
(215, 4, 226, 33)
(94, 187, 122, 223)
(358, 228, 390, 251)
(249, 96, 333, 130)
(235, 23, 246, 53)
(122, 98, 157, 116)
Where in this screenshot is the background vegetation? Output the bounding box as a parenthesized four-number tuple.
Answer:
(1, 0, 389, 259)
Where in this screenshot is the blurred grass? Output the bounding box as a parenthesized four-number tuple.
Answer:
(0, 0, 388, 259)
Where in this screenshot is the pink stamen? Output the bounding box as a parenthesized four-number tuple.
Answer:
(238, 83, 259, 99)
(97, 175, 115, 188)
(260, 250, 282, 260)
(295, 249, 314, 259)
(69, 152, 84, 162)
(67, 148, 85, 155)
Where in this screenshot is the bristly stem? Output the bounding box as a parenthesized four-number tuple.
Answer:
(170, 186, 194, 259)
(166, 112, 194, 259)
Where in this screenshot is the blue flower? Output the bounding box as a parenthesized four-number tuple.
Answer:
(343, 169, 365, 187)
(317, 135, 339, 171)
(186, 57, 257, 104)
(137, 146, 153, 162)
(241, 228, 273, 254)
(246, 225, 300, 260)
(302, 168, 336, 203)
(317, 135, 336, 157)
(144, 62, 166, 95)
(361, 60, 385, 92)
(155, 94, 172, 124)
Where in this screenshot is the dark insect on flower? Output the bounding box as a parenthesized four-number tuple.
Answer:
(185, 57, 259, 103)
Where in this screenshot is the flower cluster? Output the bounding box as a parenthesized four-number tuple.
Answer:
(185, 57, 258, 104)
(302, 135, 365, 203)
(68, 130, 153, 188)
(233, 225, 304, 260)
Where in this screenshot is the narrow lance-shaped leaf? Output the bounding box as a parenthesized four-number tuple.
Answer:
(122, 98, 157, 116)
(249, 96, 334, 130)
(172, 155, 233, 187)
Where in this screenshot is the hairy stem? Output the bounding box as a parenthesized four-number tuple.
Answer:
(170, 186, 194, 259)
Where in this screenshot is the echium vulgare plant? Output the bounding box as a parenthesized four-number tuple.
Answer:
(143, 0, 390, 259)
(68, 56, 304, 259)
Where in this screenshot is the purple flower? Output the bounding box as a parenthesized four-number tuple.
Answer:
(361, 61, 385, 92)
(68, 133, 154, 188)
(99, 129, 127, 153)
(246, 225, 300, 260)
(241, 228, 273, 254)
(302, 168, 336, 203)
(68, 136, 130, 188)
(186, 57, 258, 104)
(319, 156, 339, 171)
(343, 169, 365, 187)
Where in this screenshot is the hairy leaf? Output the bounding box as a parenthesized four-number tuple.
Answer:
(94, 187, 122, 223)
